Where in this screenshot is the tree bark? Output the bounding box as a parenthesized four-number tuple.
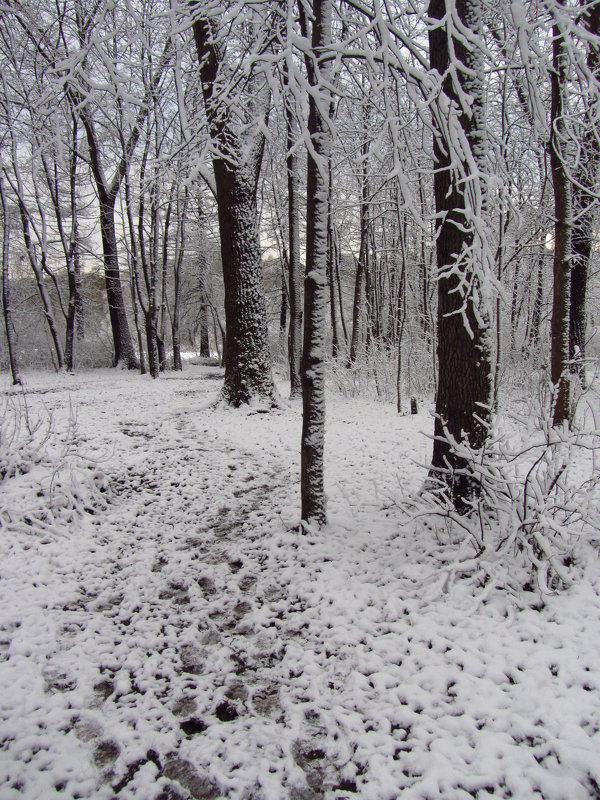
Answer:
(17, 198, 64, 370)
(98, 192, 139, 369)
(428, 0, 492, 509)
(0, 177, 20, 385)
(287, 90, 303, 397)
(568, 1, 600, 380)
(192, 11, 275, 406)
(300, 0, 333, 527)
(549, 10, 572, 426)
(327, 154, 340, 358)
(348, 136, 370, 364)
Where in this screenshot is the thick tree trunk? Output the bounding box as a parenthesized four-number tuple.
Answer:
(549, 13, 572, 426)
(568, 1, 600, 380)
(428, 0, 492, 509)
(300, 0, 333, 527)
(569, 204, 590, 365)
(213, 160, 275, 405)
(192, 11, 274, 406)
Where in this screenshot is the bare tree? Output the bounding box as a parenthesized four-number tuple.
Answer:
(549, 2, 572, 426)
(299, 0, 334, 527)
(190, 1, 276, 405)
(427, 0, 493, 509)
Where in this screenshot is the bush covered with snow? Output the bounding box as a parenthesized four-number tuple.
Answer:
(413, 378, 600, 596)
(0, 392, 109, 539)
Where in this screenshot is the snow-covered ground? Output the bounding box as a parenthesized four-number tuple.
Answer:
(1, 365, 599, 800)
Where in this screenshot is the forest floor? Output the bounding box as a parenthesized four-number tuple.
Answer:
(1, 364, 600, 800)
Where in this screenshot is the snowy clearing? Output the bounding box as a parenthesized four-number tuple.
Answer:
(1, 366, 599, 800)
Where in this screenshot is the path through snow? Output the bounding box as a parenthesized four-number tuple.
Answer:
(0, 367, 599, 799)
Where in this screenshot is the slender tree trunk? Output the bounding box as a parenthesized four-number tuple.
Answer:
(428, 0, 493, 509)
(300, 0, 333, 527)
(171, 188, 187, 372)
(327, 164, 339, 359)
(286, 83, 303, 398)
(549, 10, 572, 426)
(418, 179, 431, 340)
(348, 253, 365, 364)
(510, 257, 521, 353)
(348, 146, 369, 365)
(0, 178, 20, 385)
(130, 269, 147, 375)
(527, 245, 544, 350)
(334, 237, 348, 345)
(280, 260, 288, 334)
(17, 200, 64, 370)
(123, 171, 147, 375)
(396, 249, 407, 414)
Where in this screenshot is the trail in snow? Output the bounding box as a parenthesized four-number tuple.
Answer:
(0, 366, 599, 800)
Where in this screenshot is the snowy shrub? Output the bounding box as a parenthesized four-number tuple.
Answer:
(327, 346, 397, 402)
(326, 342, 433, 406)
(0, 393, 109, 538)
(410, 377, 600, 596)
(0, 395, 51, 480)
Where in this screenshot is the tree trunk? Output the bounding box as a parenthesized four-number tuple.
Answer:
(130, 269, 147, 376)
(568, 1, 600, 380)
(428, 0, 493, 510)
(327, 158, 339, 358)
(144, 310, 160, 378)
(171, 189, 187, 372)
(286, 83, 303, 398)
(99, 194, 138, 369)
(197, 203, 211, 359)
(17, 200, 64, 371)
(527, 245, 544, 350)
(549, 11, 572, 426)
(124, 170, 147, 376)
(348, 137, 370, 364)
(280, 261, 288, 334)
(213, 160, 275, 404)
(300, 0, 333, 528)
(192, 12, 275, 406)
(0, 178, 20, 385)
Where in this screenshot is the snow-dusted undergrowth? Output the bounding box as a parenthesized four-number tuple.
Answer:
(0, 367, 599, 800)
(408, 381, 600, 597)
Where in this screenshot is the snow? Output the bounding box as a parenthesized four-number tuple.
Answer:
(1, 366, 600, 799)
